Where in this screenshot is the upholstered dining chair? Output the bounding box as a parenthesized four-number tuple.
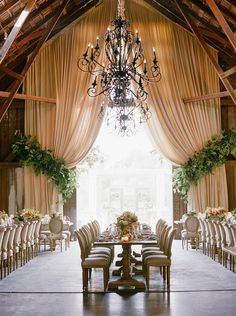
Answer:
(143, 228, 177, 289)
(208, 220, 217, 260)
(7, 224, 16, 274)
(13, 223, 23, 270)
(34, 220, 41, 255)
(212, 220, 222, 263)
(26, 221, 35, 261)
(75, 229, 111, 291)
(20, 222, 30, 266)
(49, 217, 67, 252)
(80, 225, 112, 261)
(0, 227, 6, 279)
(91, 220, 114, 260)
(141, 225, 170, 257)
(1, 226, 11, 278)
(62, 222, 71, 248)
(198, 218, 206, 254)
(181, 216, 200, 250)
(222, 223, 236, 271)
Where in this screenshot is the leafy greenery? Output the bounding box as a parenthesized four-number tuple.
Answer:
(12, 133, 77, 202)
(173, 130, 236, 201)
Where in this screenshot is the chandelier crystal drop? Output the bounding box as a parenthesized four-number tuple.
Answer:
(77, 0, 161, 136)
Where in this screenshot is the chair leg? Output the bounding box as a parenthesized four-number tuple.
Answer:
(103, 267, 109, 291)
(82, 268, 88, 292)
(163, 266, 166, 280)
(167, 266, 170, 288)
(145, 265, 150, 290)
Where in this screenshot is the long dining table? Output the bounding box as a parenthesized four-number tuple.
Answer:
(94, 230, 158, 291)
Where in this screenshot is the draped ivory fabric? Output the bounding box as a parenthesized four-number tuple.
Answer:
(24, 0, 228, 213)
(24, 1, 116, 213)
(125, 0, 228, 211)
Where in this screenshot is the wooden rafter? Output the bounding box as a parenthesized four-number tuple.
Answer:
(0, 0, 71, 123)
(205, 0, 236, 52)
(146, 0, 236, 65)
(0, 0, 37, 64)
(0, 91, 56, 104)
(173, 0, 236, 106)
(1, 90, 233, 106)
(0, 65, 23, 80)
(183, 90, 236, 104)
(0, 0, 20, 17)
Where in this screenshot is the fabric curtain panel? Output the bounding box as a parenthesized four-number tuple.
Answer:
(24, 1, 116, 213)
(126, 0, 228, 211)
(24, 0, 228, 213)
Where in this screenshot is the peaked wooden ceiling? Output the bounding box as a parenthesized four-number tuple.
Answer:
(0, 0, 235, 122)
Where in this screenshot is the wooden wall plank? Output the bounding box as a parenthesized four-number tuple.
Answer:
(225, 161, 236, 211)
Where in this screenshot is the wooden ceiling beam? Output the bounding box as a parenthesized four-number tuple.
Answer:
(0, 163, 21, 169)
(0, 0, 37, 64)
(0, 91, 56, 104)
(147, 0, 235, 62)
(190, 0, 236, 27)
(174, 0, 236, 106)
(221, 66, 236, 79)
(183, 90, 236, 103)
(205, 0, 236, 52)
(0, 0, 20, 17)
(1, 0, 99, 82)
(0, 65, 23, 80)
(0, 0, 71, 123)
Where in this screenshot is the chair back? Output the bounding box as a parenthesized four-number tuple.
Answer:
(198, 218, 205, 237)
(75, 229, 88, 261)
(204, 220, 210, 238)
(185, 217, 199, 233)
(213, 221, 221, 243)
(21, 222, 30, 244)
(2, 227, 11, 252)
(34, 221, 41, 239)
(14, 224, 23, 247)
(0, 227, 6, 251)
(208, 220, 216, 239)
(93, 220, 101, 236)
(230, 225, 236, 246)
(160, 225, 171, 251)
(224, 223, 234, 247)
(49, 218, 63, 234)
(26, 221, 34, 243)
(218, 222, 226, 246)
(80, 225, 93, 251)
(8, 224, 16, 251)
(155, 219, 164, 236)
(88, 222, 97, 242)
(165, 228, 177, 258)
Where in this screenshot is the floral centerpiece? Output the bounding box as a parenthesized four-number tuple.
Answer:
(204, 207, 228, 221)
(14, 208, 42, 222)
(116, 211, 139, 239)
(0, 210, 12, 226)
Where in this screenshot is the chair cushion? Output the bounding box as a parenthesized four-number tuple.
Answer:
(142, 246, 160, 254)
(82, 257, 109, 268)
(142, 250, 164, 259)
(144, 254, 170, 266)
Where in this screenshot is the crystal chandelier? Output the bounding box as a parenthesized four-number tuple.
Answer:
(77, 0, 161, 136)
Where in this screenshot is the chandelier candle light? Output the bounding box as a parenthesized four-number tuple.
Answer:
(77, 0, 161, 135)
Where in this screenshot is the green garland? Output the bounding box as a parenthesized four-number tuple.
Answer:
(173, 129, 236, 202)
(12, 133, 77, 202)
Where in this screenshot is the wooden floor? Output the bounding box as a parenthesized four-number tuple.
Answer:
(0, 241, 236, 315)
